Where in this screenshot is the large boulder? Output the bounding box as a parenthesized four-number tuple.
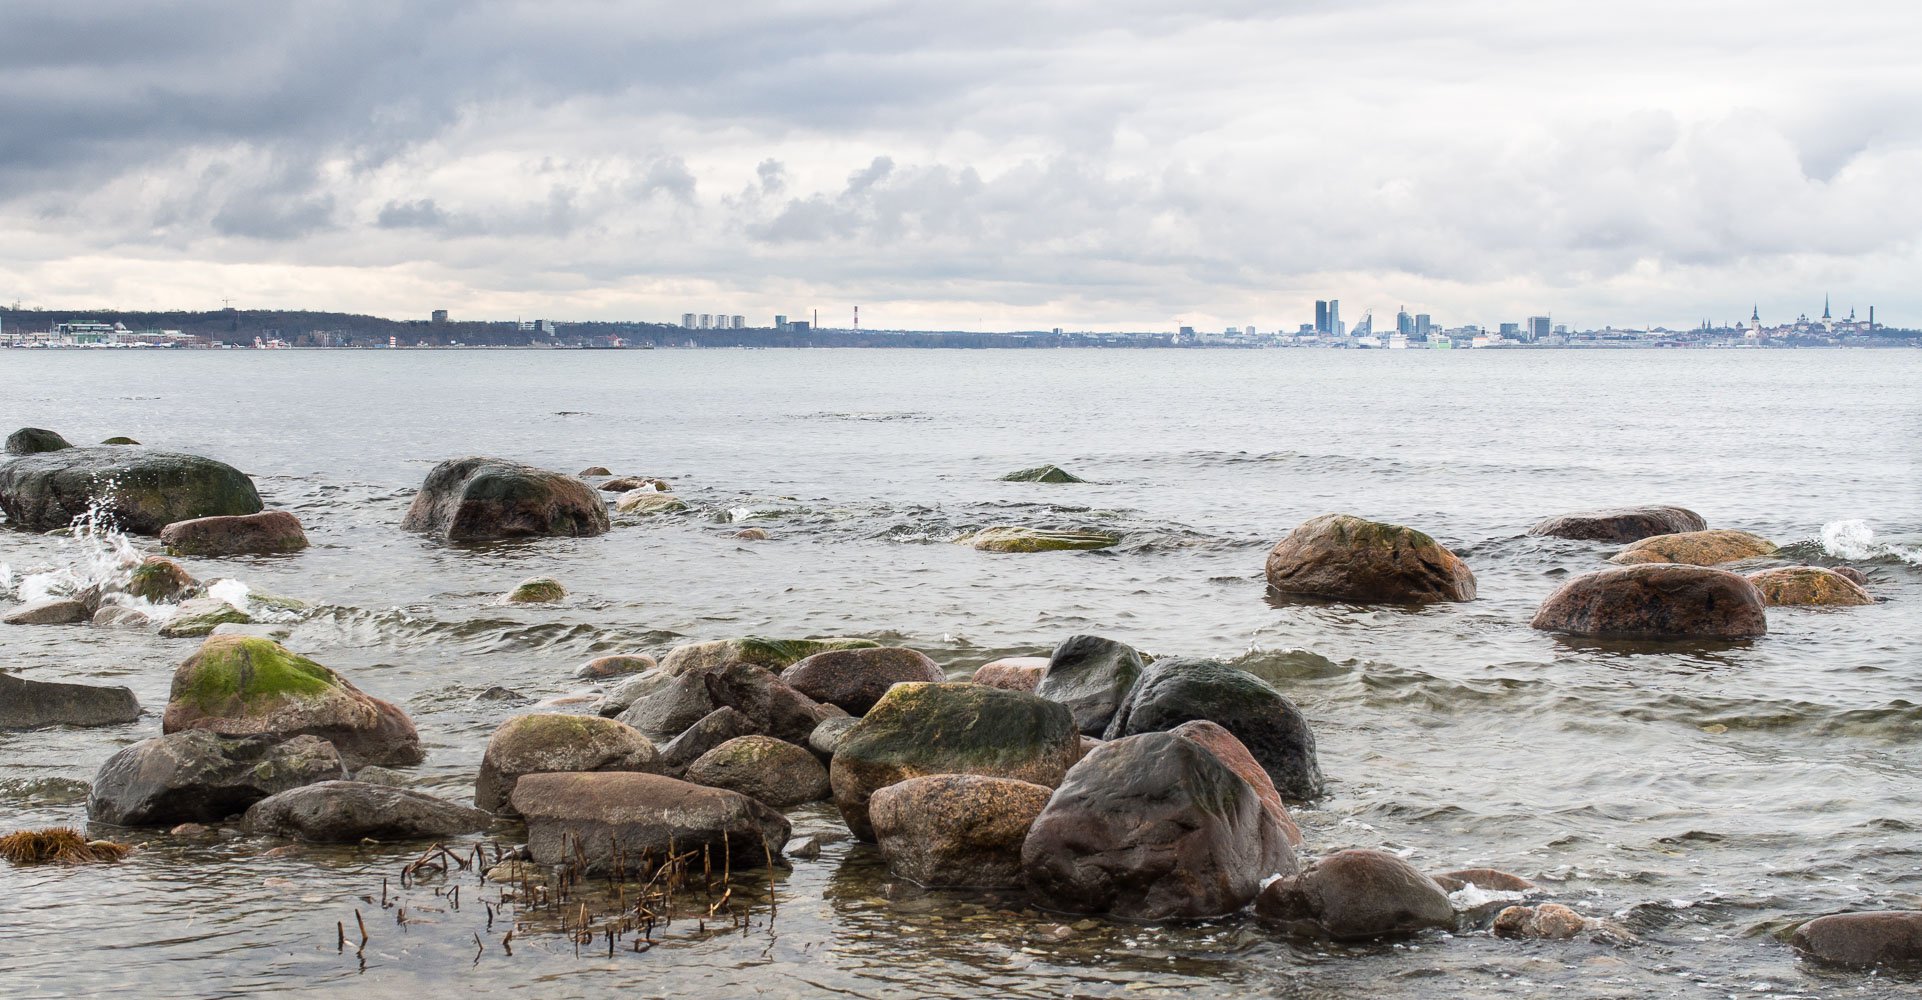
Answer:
(1530, 565, 1768, 639)
(1034, 634, 1145, 736)
(0, 671, 141, 728)
(161, 635, 424, 767)
(970, 656, 1048, 692)
(400, 456, 609, 541)
(3, 598, 90, 625)
(474, 713, 663, 815)
(1264, 513, 1475, 604)
(1609, 529, 1777, 566)
(1746, 566, 1873, 607)
(659, 636, 880, 676)
(159, 510, 309, 556)
(87, 731, 345, 826)
(1791, 911, 1922, 968)
(244, 781, 492, 842)
(780, 646, 946, 716)
(6, 427, 72, 455)
(619, 662, 838, 746)
(1022, 731, 1298, 920)
(684, 735, 830, 808)
(1527, 506, 1706, 543)
(870, 774, 1053, 888)
(1256, 848, 1456, 939)
(510, 771, 790, 875)
(830, 682, 1081, 841)
(1168, 720, 1301, 846)
(955, 526, 1121, 552)
(1104, 656, 1324, 801)
(0, 447, 262, 533)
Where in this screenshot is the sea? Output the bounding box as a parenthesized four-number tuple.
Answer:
(0, 347, 1918, 998)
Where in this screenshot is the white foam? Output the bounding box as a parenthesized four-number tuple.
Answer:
(1448, 883, 1526, 910)
(207, 578, 252, 610)
(1820, 519, 1877, 559)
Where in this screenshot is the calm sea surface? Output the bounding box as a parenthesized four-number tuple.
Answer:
(1, 348, 1918, 998)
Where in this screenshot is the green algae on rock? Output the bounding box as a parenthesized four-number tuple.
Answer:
(156, 598, 253, 638)
(128, 556, 196, 603)
(956, 526, 1121, 553)
(6, 427, 73, 455)
(659, 636, 881, 676)
(1609, 528, 1777, 566)
(504, 576, 567, 604)
(1264, 513, 1475, 604)
(1745, 565, 1873, 606)
(1000, 465, 1086, 483)
(0, 446, 262, 534)
(615, 490, 689, 515)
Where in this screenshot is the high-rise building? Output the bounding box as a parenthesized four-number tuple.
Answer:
(1526, 316, 1551, 341)
(681, 313, 697, 329)
(1328, 300, 1341, 337)
(431, 309, 448, 324)
(698, 314, 712, 329)
(1499, 322, 1521, 338)
(731, 315, 745, 330)
(774, 314, 788, 330)
(1396, 307, 1413, 336)
(1314, 300, 1329, 335)
(1415, 314, 1432, 337)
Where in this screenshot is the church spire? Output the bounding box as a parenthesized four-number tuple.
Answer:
(1823, 294, 1831, 320)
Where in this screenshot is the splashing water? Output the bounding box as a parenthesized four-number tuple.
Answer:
(205, 578, 251, 610)
(10, 497, 145, 606)
(1820, 519, 1922, 566)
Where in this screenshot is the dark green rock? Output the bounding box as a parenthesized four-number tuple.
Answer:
(6, 427, 72, 455)
(0, 447, 262, 533)
(1035, 634, 1145, 735)
(1104, 656, 1324, 800)
(401, 456, 609, 541)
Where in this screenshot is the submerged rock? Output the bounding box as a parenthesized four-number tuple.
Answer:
(575, 654, 656, 680)
(999, 465, 1086, 484)
(511, 772, 790, 876)
(0, 446, 262, 533)
(1530, 565, 1768, 639)
(733, 527, 769, 541)
(155, 597, 253, 638)
(1833, 566, 1870, 586)
(1745, 566, 1873, 607)
(1022, 731, 1298, 920)
(1105, 656, 1324, 801)
(1035, 634, 1145, 736)
(1491, 903, 1591, 940)
(88, 731, 345, 826)
(1431, 867, 1535, 892)
(1609, 529, 1777, 566)
(244, 781, 492, 842)
(1256, 848, 1456, 940)
(127, 556, 196, 603)
(1264, 513, 1476, 604)
(600, 476, 666, 493)
(1168, 720, 1301, 846)
(6, 427, 72, 455)
(159, 510, 309, 556)
(871, 774, 1053, 889)
(401, 456, 609, 541)
(780, 646, 946, 716)
(474, 713, 663, 816)
(615, 490, 689, 515)
(503, 576, 567, 604)
(100, 436, 140, 446)
(1527, 506, 1706, 543)
(578, 466, 612, 477)
(0, 672, 141, 728)
(162, 635, 423, 767)
(659, 636, 880, 676)
(830, 682, 1080, 841)
(684, 735, 830, 808)
(970, 656, 1048, 692)
(956, 526, 1121, 553)
(3, 598, 89, 625)
(1791, 910, 1922, 968)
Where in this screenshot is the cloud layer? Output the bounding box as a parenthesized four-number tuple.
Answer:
(2, 0, 1918, 330)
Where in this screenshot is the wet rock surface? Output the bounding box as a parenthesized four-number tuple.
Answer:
(243, 781, 493, 842)
(0, 446, 263, 533)
(1167, 719, 1301, 846)
(1256, 848, 1456, 940)
(3, 598, 89, 624)
(400, 456, 609, 541)
(0, 671, 140, 728)
(1104, 656, 1324, 801)
(1531, 564, 1768, 639)
(511, 771, 791, 876)
(1609, 528, 1777, 566)
(1528, 505, 1707, 543)
(1790, 910, 1922, 968)
(780, 645, 945, 716)
(1745, 566, 1874, 606)
(1265, 513, 1476, 604)
(1034, 634, 1144, 736)
(474, 713, 663, 815)
(6, 426, 73, 455)
(159, 510, 309, 556)
(870, 774, 1053, 889)
(87, 731, 346, 826)
(970, 656, 1048, 692)
(955, 526, 1121, 553)
(684, 734, 830, 808)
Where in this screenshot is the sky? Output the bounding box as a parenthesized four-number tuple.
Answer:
(1, 0, 1918, 332)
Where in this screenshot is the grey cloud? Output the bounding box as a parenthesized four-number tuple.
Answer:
(377, 199, 452, 230)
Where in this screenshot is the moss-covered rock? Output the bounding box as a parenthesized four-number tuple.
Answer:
(575, 653, 656, 680)
(504, 576, 566, 604)
(6, 427, 72, 455)
(474, 713, 661, 815)
(1745, 566, 1873, 607)
(1000, 465, 1086, 484)
(156, 598, 253, 638)
(659, 636, 881, 676)
(1264, 513, 1475, 604)
(99, 436, 140, 446)
(127, 556, 196, 603)
(1609, 529, 1777, 566)
(830, 681, 1080, 841)
(684, 734, 829, 808)
(956, 526, 1121, 553)
(615, 490, 688, 515)
(0, 447, 262, 534)
(401, 456, 608, 541)
(162, 635, 422, 767)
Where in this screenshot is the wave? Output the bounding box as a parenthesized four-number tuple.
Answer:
(1814, 519, 1922, 567)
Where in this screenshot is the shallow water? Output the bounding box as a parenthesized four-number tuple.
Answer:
(1, 348, 1918, 998)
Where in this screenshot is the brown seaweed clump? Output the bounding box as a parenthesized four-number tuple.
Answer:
(0, 827, 132, 865)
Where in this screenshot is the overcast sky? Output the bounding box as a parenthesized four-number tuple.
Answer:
(1, 0, 1918, 331)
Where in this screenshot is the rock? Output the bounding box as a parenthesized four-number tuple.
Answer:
(504, 576, 566, 604)
(660, 636, 880, 676)
(511, 771, 790, 876)
(1530, 565, 1768, 639)
(617, 671, 723, 742)
(169, 822, 211, 837)
(1745, 566, 1873, 607)
(210, 622, 292, 641)
(159, 510, 309, 556)
(352, 765, 410, 787)
(658, 707, 763, 776)
(155, 597, 253, 638)
(970, 657, 1048, 692)
(578, 466, 612, 477)
(1167, 720, 1301, 846)
(1256, 848, 1456, 939)
(0, 447, 262, 534)
(87, 731, 346, 826)
(808, 715, 859, 757)
(100, 437, 139, 446)
(1492, 903, 1590, 940)
(615, 491, 688, 515)
(871, 774, 1053, 888)
(594, 669, 675, 717)
(1000, 465, 1085, 484)
(1609, 528, 1777, 566)
(1035, 634, 1145, 735)
(1022, 732, 1298, 919)
(1791, 910, 1922, 968)
(6, 427, 72, 455)
(0, 671, 141, 728)
(127, 556, 196, 603)
(474, 713, 663, 815)
(161, 635, 423, 768)
(400, 456, 609, 541)
(92, 605, 153, 628)
(600, 476, 664, 493)
(3, 598, 89, 625)
(955, 526, 1121, 553)
(1431, 867, 1535, 892)
(830, 682, 1081, 842)
(1264, 513, 1476, 604)
(698, 661, 842, 744)
(733, 527, 769, 540)
(1104, 656, 1324, 801)
(780, 646, 946, 716)
(485, 859, 545, 882)
(1833, 566, 1869, 586)
(684, 735, 830, 808)
(244, 781, 493, 842)
(575, 654, 656, 680)
(1527, 506, 1707, 543)
(786, 834, 823, 860)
